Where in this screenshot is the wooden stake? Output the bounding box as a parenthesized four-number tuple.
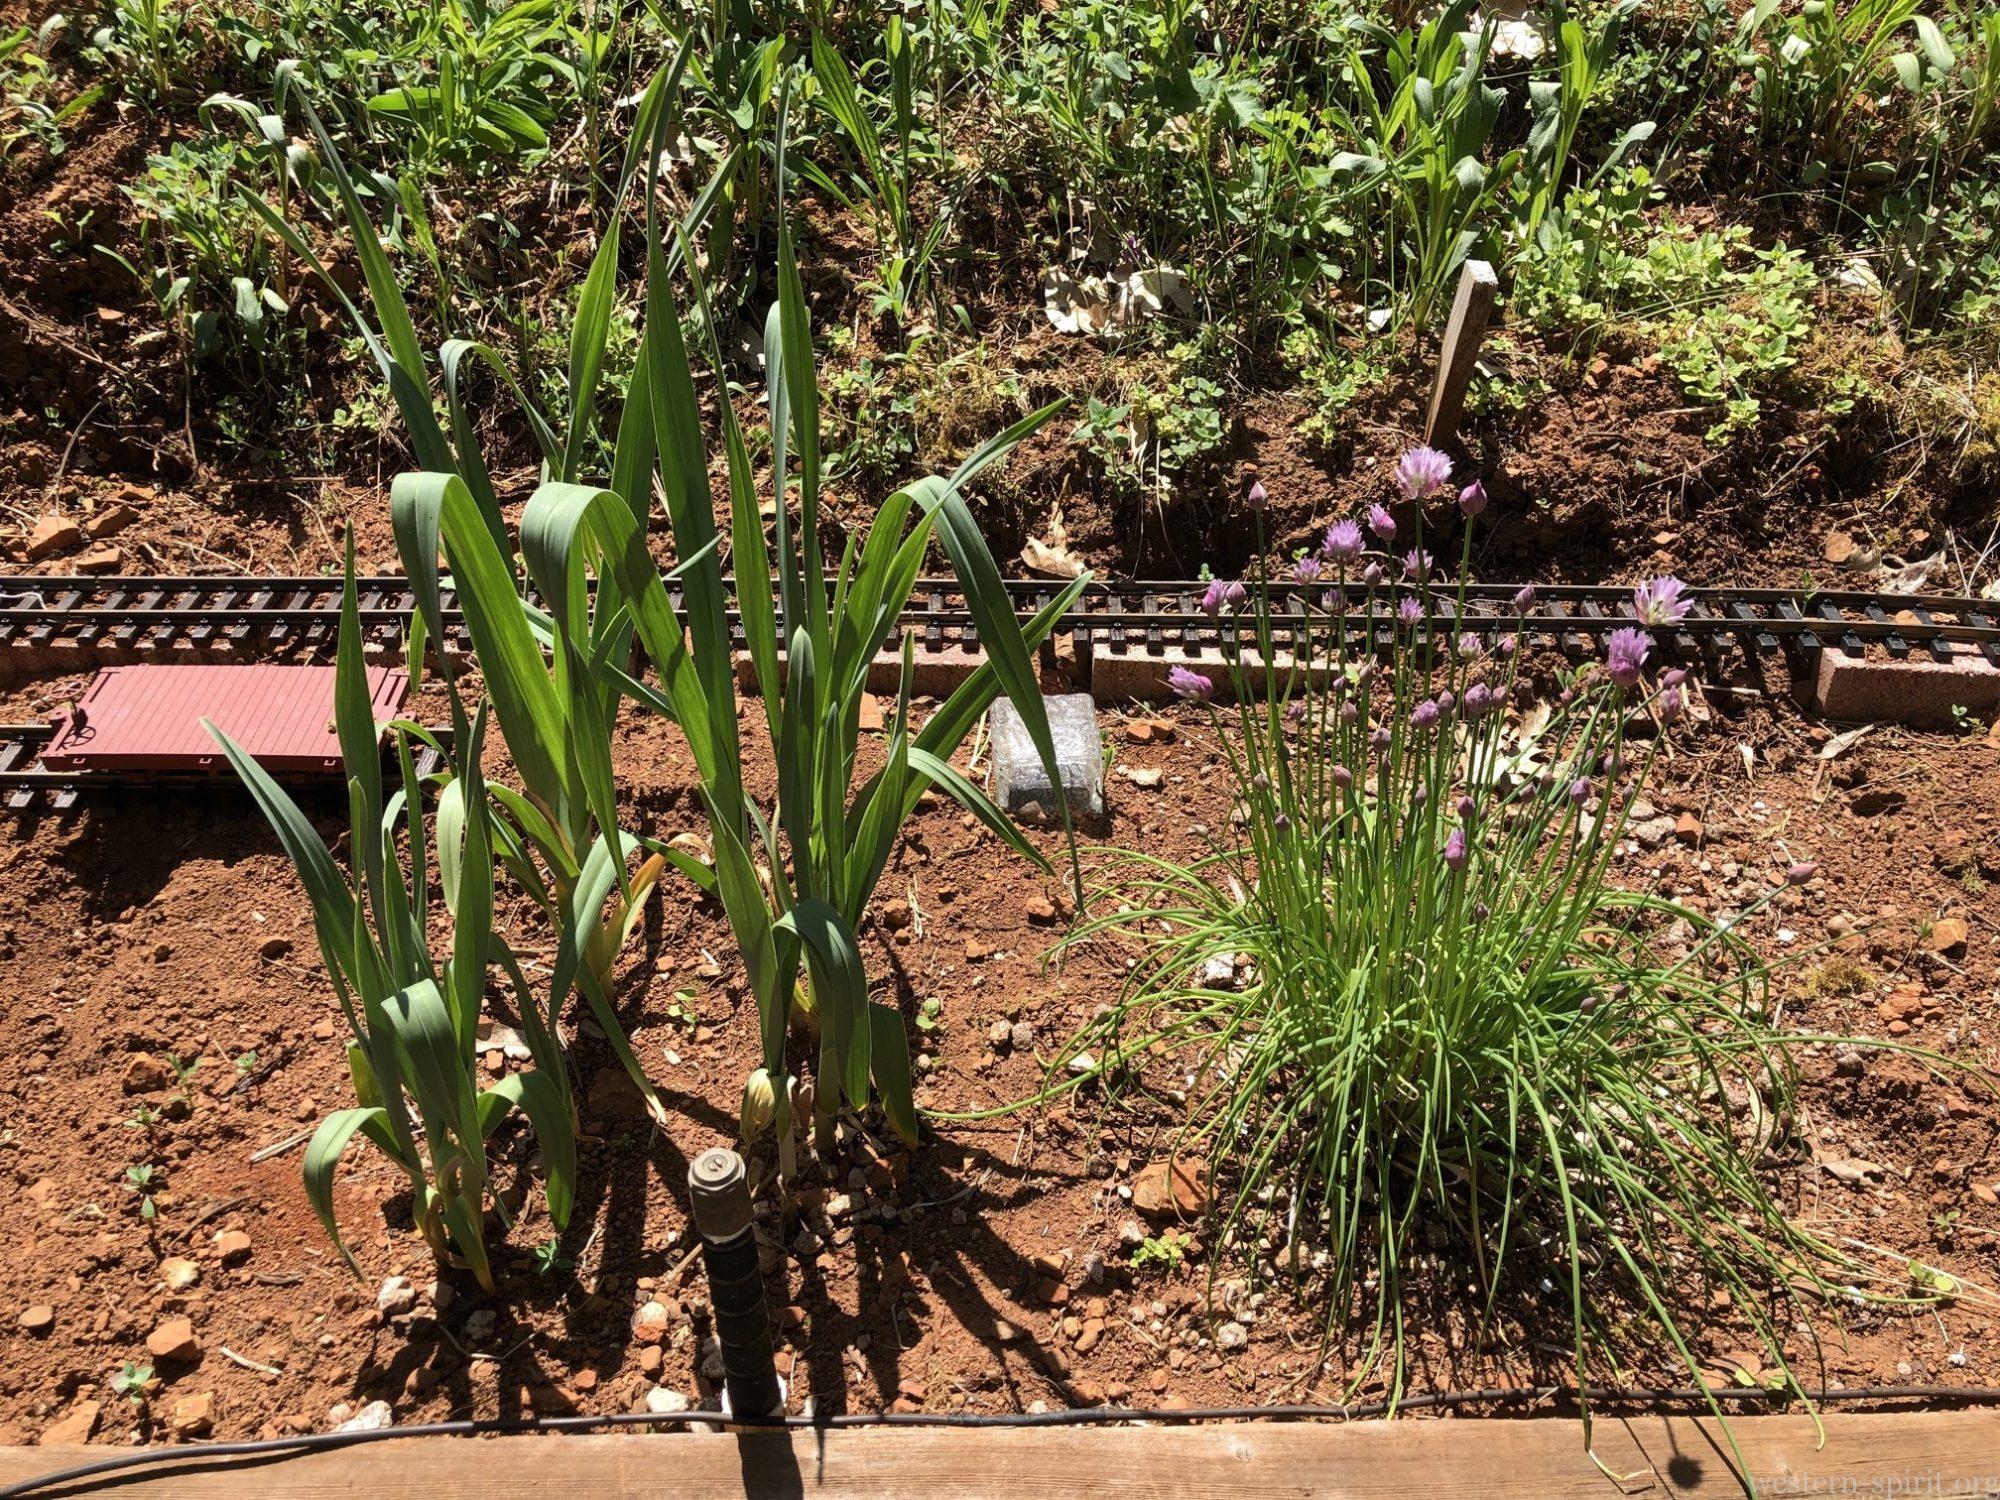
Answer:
(1424, 259, 1498, 448)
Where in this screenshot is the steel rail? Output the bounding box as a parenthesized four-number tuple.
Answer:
(0, 576, 1995, 664)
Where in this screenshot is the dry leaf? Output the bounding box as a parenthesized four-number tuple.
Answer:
(1877, 552, 1941, 593)
(1022, 507, 1085, 579)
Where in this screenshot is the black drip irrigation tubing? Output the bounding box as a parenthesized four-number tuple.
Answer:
(5, 1383, 1999, 1498)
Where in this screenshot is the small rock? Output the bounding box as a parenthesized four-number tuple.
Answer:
(258, 936, 293, 961)
(1132, 1160, 1211, 1221)
(637, 1345, 665, 1376)
(74, 546, 123, 575)
(1970, 1182, 1998, 1207)
(987, 1018, 1013, 1050)
(1024, 895, 1059, 924)
(122, 1055, 172, 1094)
(24, 516, 81, 561)
(171, 1392, 215, 1437)
(376, 1276, 417, 1319)
(463, 1308, 497, 1344)
(146, 1316, 201, 1362)
(645, 1387, 690, 1415)
(1822, 531, 1858, 566)
(1673, 812, 1703, 845)
(631, 1300, 672, 1345)
(1125, 719, 1175, 745)
(40, 1400, 100, 1447)
(1009, 1021, 1034, 1052)
(333, 1400, 394, 1432)
(1215, 1321, 1248, 1351)
(18, 1305, 54, 1335)
(1631, 816, 1675, 849)
(1930, 918, 1969, 955)
(84, 503, 139, 539)
(213, 1229, 253, 1265)
(878, 899, 913, 932)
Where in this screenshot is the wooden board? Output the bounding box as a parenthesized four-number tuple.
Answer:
(3, 1411, 1997, 1498)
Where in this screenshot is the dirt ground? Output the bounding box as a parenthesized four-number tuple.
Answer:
(0, 662, 1996, 1448)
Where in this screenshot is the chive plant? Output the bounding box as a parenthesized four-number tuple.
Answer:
(1054, 449, 1888, 1470)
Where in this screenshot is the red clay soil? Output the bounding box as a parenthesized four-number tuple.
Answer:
(0, 667, 1996, 1448)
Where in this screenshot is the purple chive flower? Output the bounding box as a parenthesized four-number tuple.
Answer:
(1355, 664, 1376, 690)
(1605, 626, 1651, 690)
(1659, 686, 1685, 724)
(1367, 504, 1397, 542)
(1512, 584, 1537, 614)
(1457, 632, 1482, 659)
(1496, 634, 1517, 658)
(1401, 548, 1434, 581)
(1246, 479, 1269, 512)
(1395, 446, 1453, 501)
(1472, 901, 1490, 923)
(1295, 555, 1324, 584)
(1443, 827, 1469, 871)
(1457, 480, 1488, 517)
(1435, 690, 1455, 717)
(1284, 700, 1306, 721)
(1169, 666, 1214, 702)
(1199, 579, 1246, 617)
(1457, 795, 1476, 819)
(1361, 561, 1385, 589)
(1631, 575, 1691, 627)
(1662, 667, 1688, 689)
(1273, 811, 1292, 831)
(1338, 700, 1360, 725)
(1332, 764, 1352, 791)
(1322, 519, 1364, 562)
(1412, 700, 1440, 732)
(1463, 682, 1494, 718)
(1397, 596, 1425, 626)
(1786, 861, 1818, 885)
(1369, 727, 1392, 755)
(1568, 777, 1593, 806)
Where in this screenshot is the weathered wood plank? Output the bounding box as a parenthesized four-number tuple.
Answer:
(1423, 258, 1499, 448)
(2, 1412, 1996, 1498)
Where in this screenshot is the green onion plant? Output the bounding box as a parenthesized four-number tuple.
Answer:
(205, 550, 575, 1291)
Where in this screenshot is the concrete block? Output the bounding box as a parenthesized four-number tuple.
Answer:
(988, 692, 1104, 819)
(1807, 646, 2000, 726)
(1089, 645, 1334, 703)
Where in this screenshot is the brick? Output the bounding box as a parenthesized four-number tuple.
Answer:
(1806, 646, 2000, 727)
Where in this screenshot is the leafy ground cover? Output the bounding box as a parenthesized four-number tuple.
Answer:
(1, 0, 1997, 592)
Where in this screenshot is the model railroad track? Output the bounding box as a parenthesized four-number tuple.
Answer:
(2, 575, 1998, 669)
(0, 725, 81, 811)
